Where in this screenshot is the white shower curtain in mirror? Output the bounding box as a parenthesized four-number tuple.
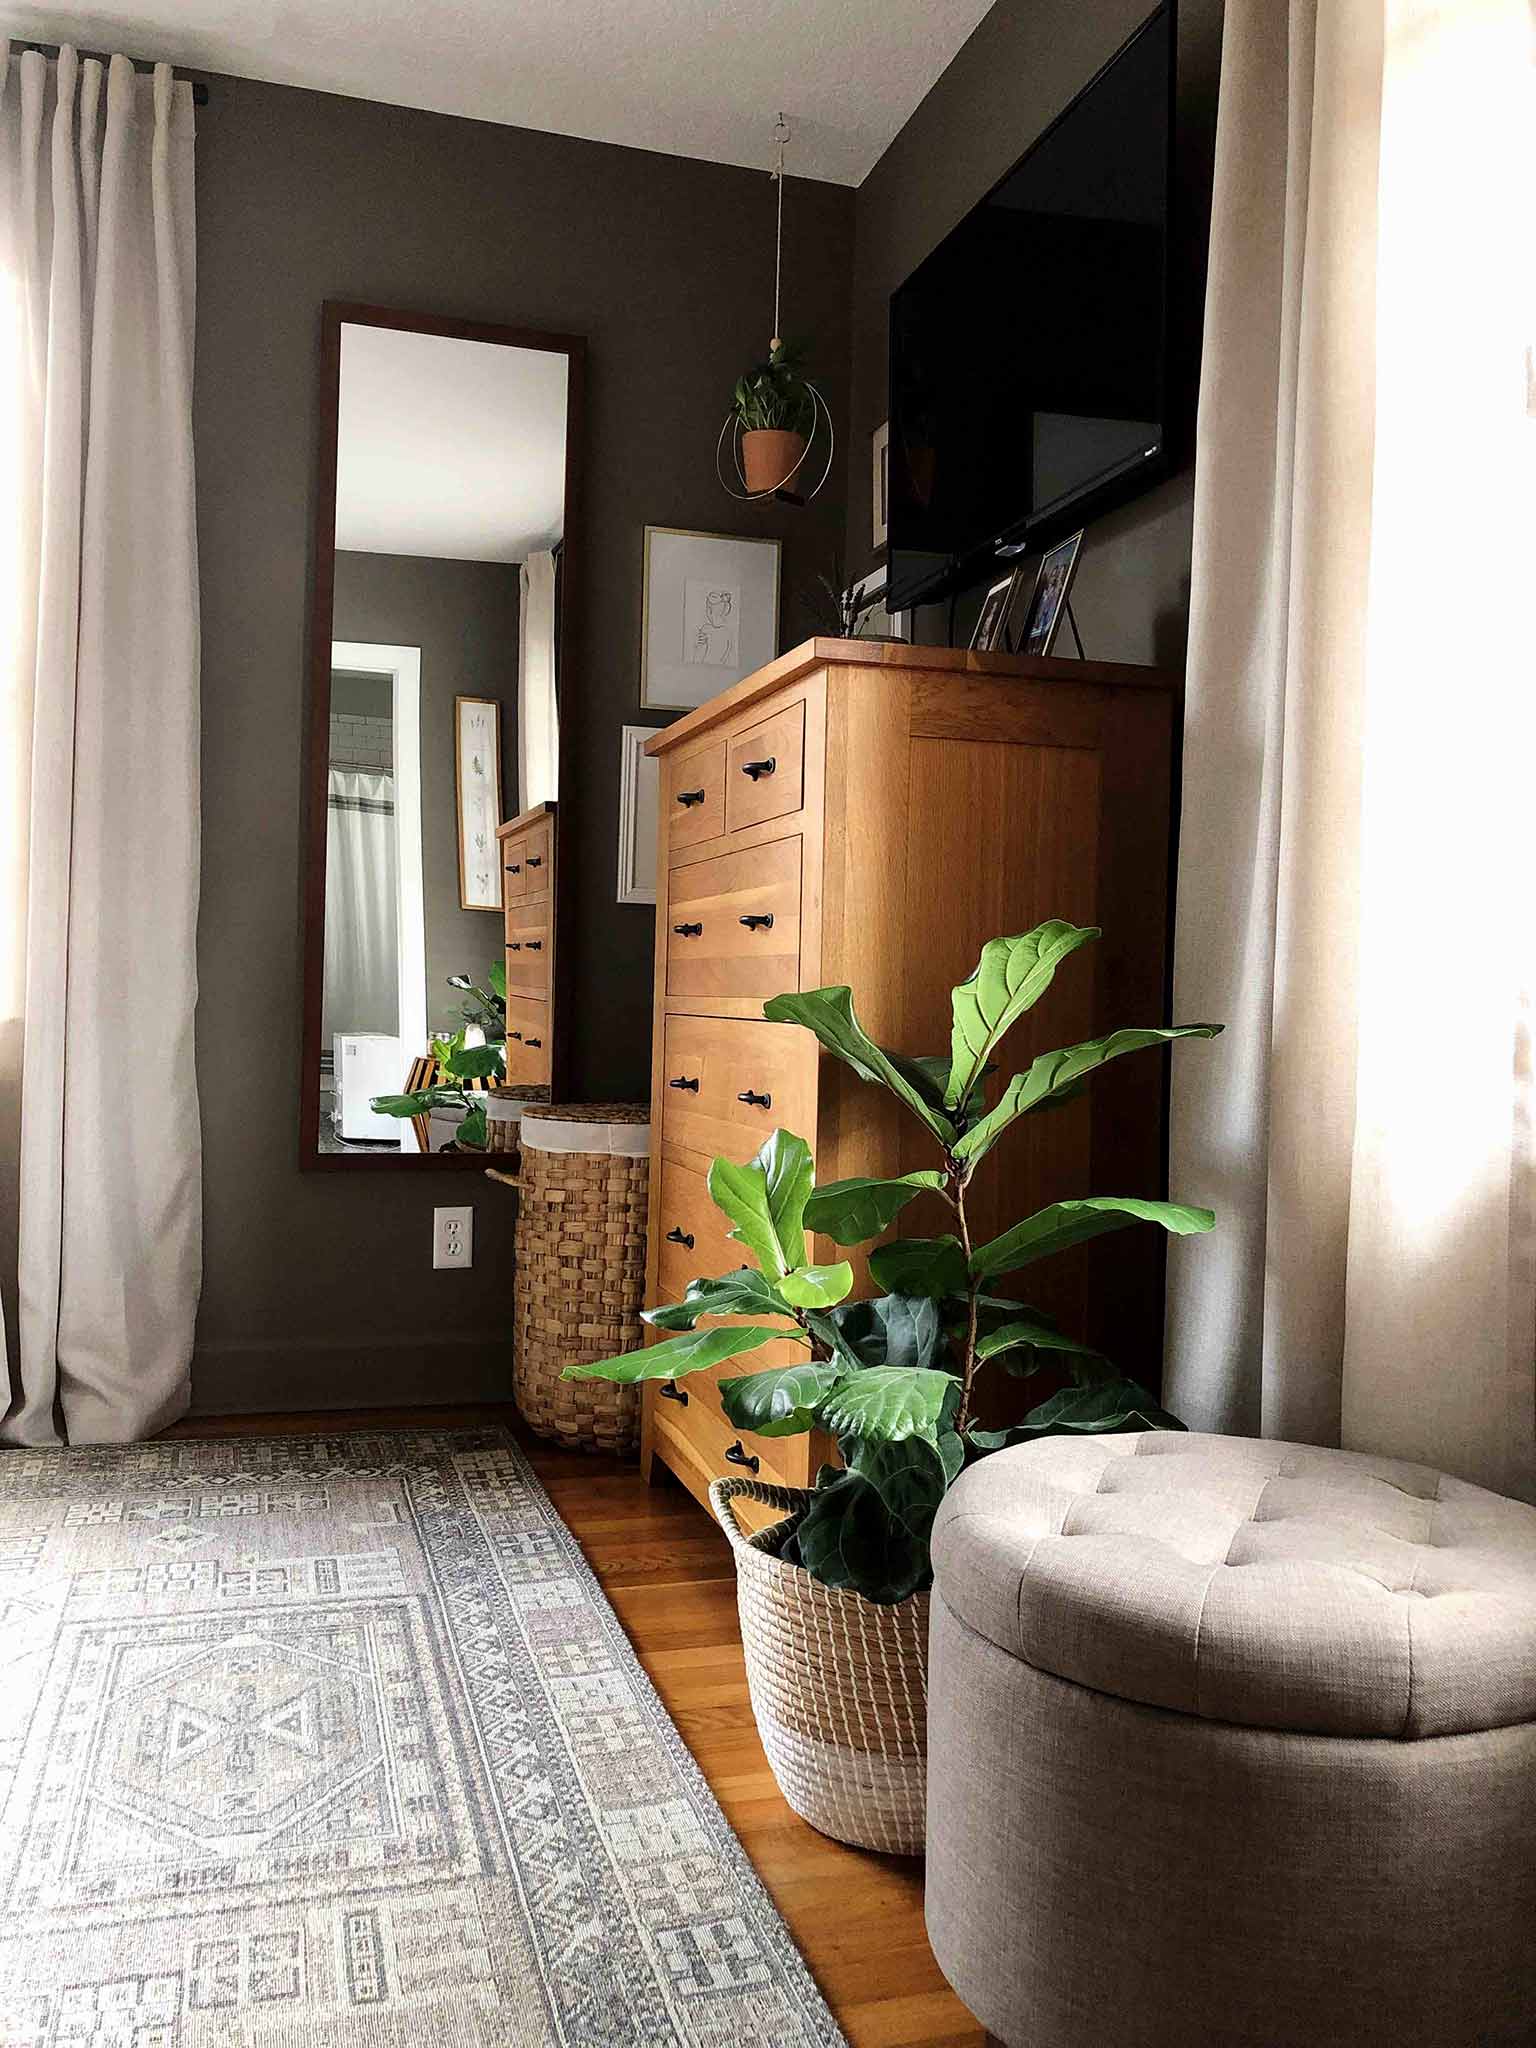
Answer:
(0, 47, 200, 1444)
(323, 769, 399, 1042)
(1166, 0, 1536, 1500)
(519, 549, 559, 807)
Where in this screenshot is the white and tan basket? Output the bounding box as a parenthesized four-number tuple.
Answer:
(709, 1475, 929, 1856)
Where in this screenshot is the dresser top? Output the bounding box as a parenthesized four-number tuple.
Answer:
(644, 636, 1178, 755)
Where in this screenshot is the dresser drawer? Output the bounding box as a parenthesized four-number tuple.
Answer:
(667, 741, 727, 855)
(501, 836, 528, 905)
(665, 836, 801, 1003)
(521, 816, 553, 886)
(504, 917, 549, 998)
(504, 995, 550, 1083)
(661, 1015, 818, 1163)
(654, 1154, 737, 1297)
(726, 699, 806, 834)
(649, 1379, 803, 1490)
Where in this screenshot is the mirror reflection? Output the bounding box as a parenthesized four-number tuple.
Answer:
(314, 317, 569, 1157)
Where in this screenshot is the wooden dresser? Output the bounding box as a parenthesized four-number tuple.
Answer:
(497, 800, 557, 1090)
(640, 639, 1178, 1514)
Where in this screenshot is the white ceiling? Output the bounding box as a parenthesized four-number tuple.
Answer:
(3, 0, 993, 185)
(335, 323, 568, 561)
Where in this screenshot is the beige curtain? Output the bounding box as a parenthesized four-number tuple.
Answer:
(0, 47, 201, 1444)
(518, 549, 559, 809)
(1167, 0, 1536, 1501)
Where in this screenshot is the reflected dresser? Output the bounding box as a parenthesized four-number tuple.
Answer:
(640, 638, 1180, 1513)
(498, 799, 557, 1090)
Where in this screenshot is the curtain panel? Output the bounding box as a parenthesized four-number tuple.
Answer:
(1167, 0, 1536, 1501)
(0, 46, 201, 1443)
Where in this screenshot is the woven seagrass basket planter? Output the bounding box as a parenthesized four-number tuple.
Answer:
(510, 1103, 650, 1455)
(710, 1475, 929, 1856)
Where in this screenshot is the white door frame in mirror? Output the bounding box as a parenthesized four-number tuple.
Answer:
(331, 640, 428, 1079)
(616, 724, 662, 904)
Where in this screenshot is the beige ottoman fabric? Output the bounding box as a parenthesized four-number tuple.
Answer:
(925, 1432, 1536, 2047)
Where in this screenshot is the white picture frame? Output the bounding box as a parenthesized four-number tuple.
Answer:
(640, 526, 781, 711)
(847, 561, 911, 644)
(454, 694, 504, 911)
(616, 724, 662, 904)
(872, 420, 890, 550)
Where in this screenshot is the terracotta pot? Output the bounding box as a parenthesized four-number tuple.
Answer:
(741, 428, 807, 494)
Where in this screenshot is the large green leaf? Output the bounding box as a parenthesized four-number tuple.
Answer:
(562, 1324, 790, 1385)
(643, 1268, 792, 1330)
(451, 1042, 505, 1080)
(971, 1197, 1216, 1282)
(954, 1025, 1224, 1167)
(763, 987, 958, 1145)
(945, 922, 1100, 1110)
(820, 1367, 955, 1443)
(719, 1362, 843, 1438)
(976, 1317, 1114, 1381)
(792, 1436, 949, 1604)
(370, 1086, 470, 1117)
(778, 1262, 855, 1310)
(456, 1105, 488, 1150)
(488, 960, 507, 1001)
(967, 1377, 1185, 1448)
(707, 1129, 814, 1279)
(868, 1235, 969, 1299)
(803, 1171, 947, 1245)
(825, 1293, 945, 1371)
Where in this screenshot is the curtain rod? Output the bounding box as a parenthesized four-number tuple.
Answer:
(6, 39, 210, 105)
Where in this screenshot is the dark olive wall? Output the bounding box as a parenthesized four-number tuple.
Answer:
(332, 549, 518, 1039)
(191, 74, 853, 1412)
(845, 0, 1223, 660)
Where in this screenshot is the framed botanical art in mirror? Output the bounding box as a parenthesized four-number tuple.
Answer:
(299, 303, 583, 1169)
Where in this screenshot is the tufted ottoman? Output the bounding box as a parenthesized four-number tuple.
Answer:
(925, 1432, 1536, 2048)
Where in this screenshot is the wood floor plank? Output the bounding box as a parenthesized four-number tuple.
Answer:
(164, 1401, 983, 2047)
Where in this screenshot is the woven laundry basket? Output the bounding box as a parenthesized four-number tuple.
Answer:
(510, 1103, 650, 1454)
(710, 1475, 929, 1856)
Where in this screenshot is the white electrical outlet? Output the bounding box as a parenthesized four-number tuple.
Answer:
(432, 1205, 474, 1270)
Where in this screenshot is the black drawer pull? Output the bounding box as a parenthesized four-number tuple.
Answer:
(676, 788, 706, 808)
(526, 1036, 542, 1048)
(724, 1441, 760, 1473)
(658, 1379, 688, 1405)
(741, 757, 777, 781)
(736, 1090, 772, 1109)
(739, 913, 775, 932)
(509, 1030, 523, 1042)
(673, 921, 703, 938)
(509, 941, 522, 951)
(527, 855, 543, 868)
(526, 940, 543, 951)
(507, 861, 521, 874)
(665, 1227, 694, 1249)
(668, 1076, 700, 1092)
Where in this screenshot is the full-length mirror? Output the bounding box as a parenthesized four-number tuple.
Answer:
(300, 304, 581, 1166)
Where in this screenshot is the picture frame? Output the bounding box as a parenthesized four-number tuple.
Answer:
(872, 420, 890, 550)
(616, 724, 662, 904)
(453, 694, 503, 910)
(1017, 531, 1085, 657)
(846, 561, 910, 644)
(969, 570, 1021, 654)
(639, 526, 781, 711)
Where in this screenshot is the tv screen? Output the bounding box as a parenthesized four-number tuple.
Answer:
(887, 4, 1173, 609)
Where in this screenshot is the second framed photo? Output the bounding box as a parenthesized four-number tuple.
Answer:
(1017, 531, 1085, 657)
(454, 694, 503, 910)
(969, 570, 1021, 654)
(640, 526, 781, 711)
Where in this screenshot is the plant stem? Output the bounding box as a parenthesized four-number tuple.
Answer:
(953, 1166, 982, 1435)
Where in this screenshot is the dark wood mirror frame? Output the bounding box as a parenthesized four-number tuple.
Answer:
(299, 301, 585, 1170)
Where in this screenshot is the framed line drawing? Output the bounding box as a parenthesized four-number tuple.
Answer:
(616, 724, 663, 904)
(640, 526, 781, 711)
(454, 694, 504, 910)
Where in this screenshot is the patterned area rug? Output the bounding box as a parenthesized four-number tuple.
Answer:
(0, 1427, 844, 2047)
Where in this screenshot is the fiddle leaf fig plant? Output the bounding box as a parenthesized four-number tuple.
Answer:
(564, 921, 1223, 1605)
(369, 961, 508, 1150)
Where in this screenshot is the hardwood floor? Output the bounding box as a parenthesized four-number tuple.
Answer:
(166, 1403, 984, 2048)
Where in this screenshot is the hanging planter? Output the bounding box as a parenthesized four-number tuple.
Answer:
(718, 119, 834, 506)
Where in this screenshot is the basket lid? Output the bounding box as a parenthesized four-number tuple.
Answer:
(518, 1102, 650, 1156)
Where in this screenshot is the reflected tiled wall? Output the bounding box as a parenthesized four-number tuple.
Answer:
(329, 712, 393, 774)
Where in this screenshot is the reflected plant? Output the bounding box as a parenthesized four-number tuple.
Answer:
(565, 922, 1223, 1604)
(370, 962, 507, 1150)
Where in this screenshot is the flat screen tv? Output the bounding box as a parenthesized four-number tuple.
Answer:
(887, 3, 1174, 610)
